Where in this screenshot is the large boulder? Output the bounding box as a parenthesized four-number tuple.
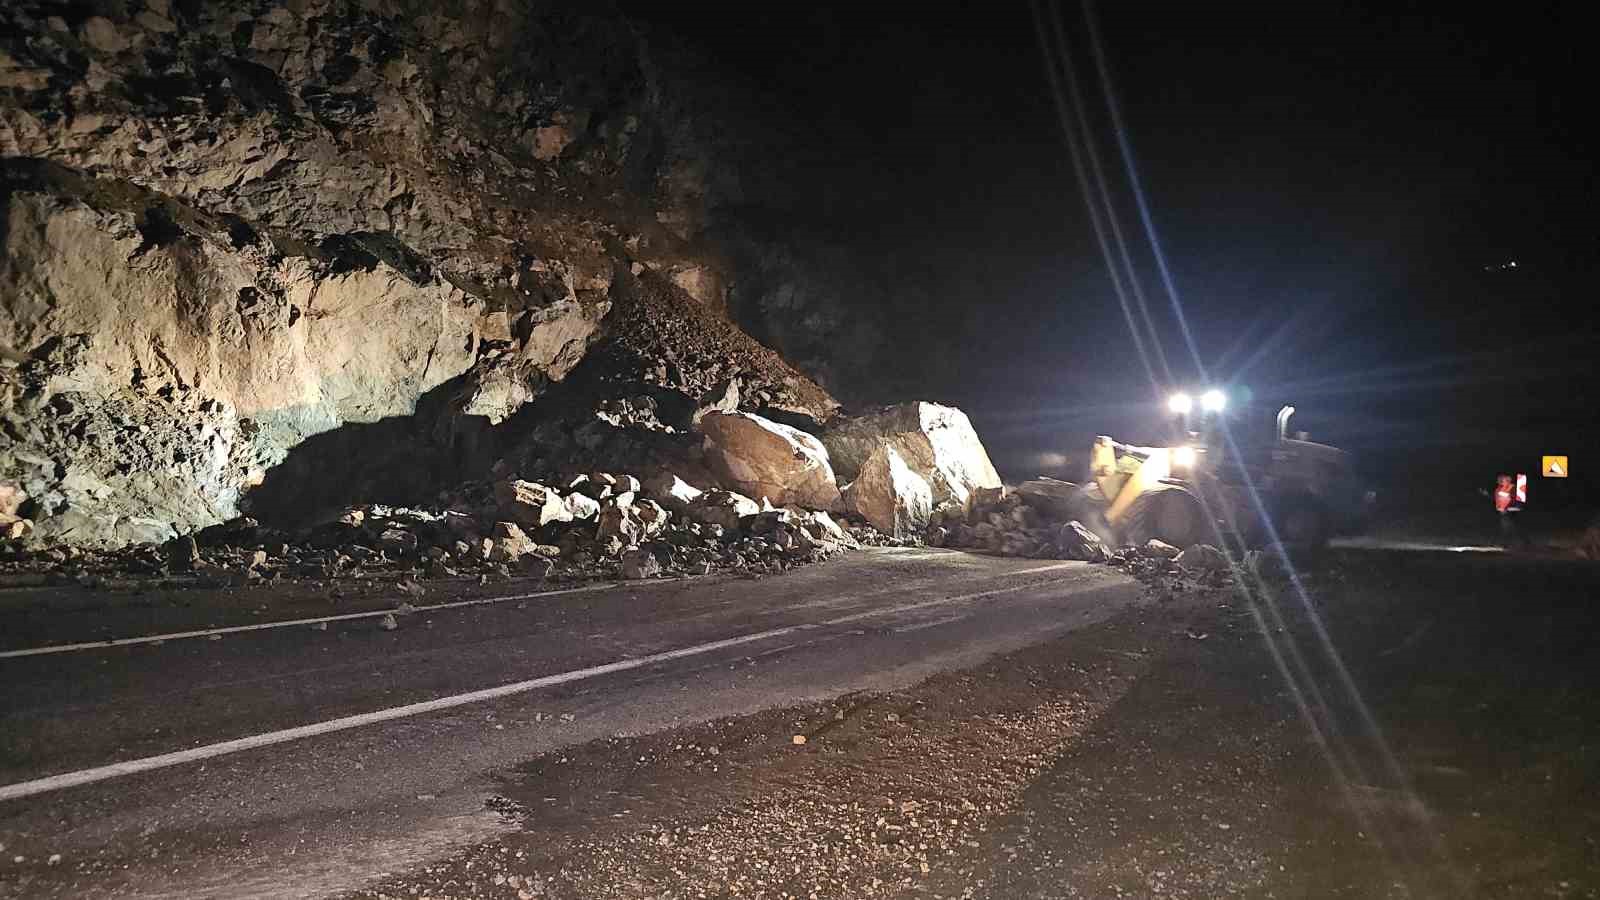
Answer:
(1016, 478, 1082, 521)
(823, 402, 1001, 509)
(843, 445, 932, 538)
(698, 411, 842, 510)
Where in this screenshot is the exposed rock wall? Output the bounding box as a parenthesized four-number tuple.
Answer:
(0, 0, 839, 544)
(0, 183, 479, 542)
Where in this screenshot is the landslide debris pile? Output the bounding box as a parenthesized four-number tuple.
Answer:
(0, 385, 1280, 593)
(1, 0, 853, 548)
(0, 471, 871, 590)
(0, 398, 994, 589)
(0, 2, 1286, 592)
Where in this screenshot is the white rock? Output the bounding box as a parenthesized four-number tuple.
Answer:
(563, 491, 601, 521)
(494, 480, 571, 528)
(803, 510, 860, 550)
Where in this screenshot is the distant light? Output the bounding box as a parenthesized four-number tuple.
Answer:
(1167, 393, 1193, 415)
(1200, 389, 1227, 412)
(1172, 445, 1197, 467)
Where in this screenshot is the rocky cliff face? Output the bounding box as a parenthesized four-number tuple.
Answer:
(0, 0, 848, 545)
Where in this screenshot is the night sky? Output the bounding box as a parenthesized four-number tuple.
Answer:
(631, 3, 1594, 502)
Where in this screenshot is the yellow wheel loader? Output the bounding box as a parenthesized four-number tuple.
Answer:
(1071, 398, 1373, 550)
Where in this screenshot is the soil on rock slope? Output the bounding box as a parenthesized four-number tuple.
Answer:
(595, 266, 840, 424)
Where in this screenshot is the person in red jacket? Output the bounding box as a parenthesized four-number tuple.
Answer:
(1492, 473, 1526, 547)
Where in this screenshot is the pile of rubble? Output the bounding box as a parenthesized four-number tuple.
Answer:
(920, 476, 1298, 591)
(0, 391, 1297, 595)
(925, 484, 1104, 561)
(0, 468, 883, 590)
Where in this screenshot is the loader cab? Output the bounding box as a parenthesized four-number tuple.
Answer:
(1169, 396, 1371, 543)
(1226, 405, 1369, 536)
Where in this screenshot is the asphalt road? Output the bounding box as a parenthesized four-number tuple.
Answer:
(0, 548, 1139, 899)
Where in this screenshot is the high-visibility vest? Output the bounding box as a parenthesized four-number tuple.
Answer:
(1494, 487, 1512, 512)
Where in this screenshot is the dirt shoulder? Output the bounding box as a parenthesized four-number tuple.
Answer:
(349, 550, 1600, 899)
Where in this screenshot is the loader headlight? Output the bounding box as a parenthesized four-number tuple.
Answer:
(1200, 389, 1227, 413)
(1172, 445, 1198, 468)
(1167, 393, 1193, 415)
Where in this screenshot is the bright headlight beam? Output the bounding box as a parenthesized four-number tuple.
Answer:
(1172, 445, 1197, 467)
(1167, 393, 1193, 415)
(1201, 389, 1227, 412)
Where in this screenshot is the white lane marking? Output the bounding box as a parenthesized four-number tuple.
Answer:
(0, 563, 1100, 802)
(0, 580, 679, 659)
(890, 613, 973, 634)
(0, 559, 1081, 660)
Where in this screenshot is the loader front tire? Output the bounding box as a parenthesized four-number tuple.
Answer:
(1122, 489, 1206, 549)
